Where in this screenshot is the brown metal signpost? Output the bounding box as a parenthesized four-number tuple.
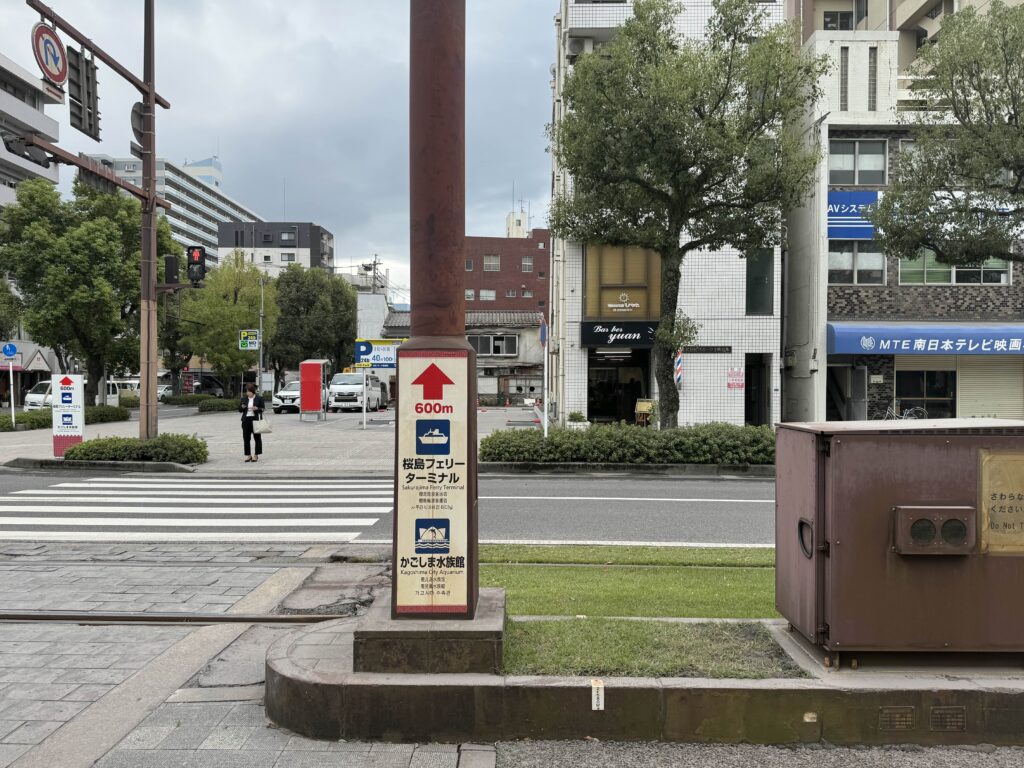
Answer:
(392, 0, 479, 619)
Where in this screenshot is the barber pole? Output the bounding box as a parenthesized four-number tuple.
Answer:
(674, 349, 683, 387)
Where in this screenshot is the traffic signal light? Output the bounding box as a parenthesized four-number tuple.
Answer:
(67, 46, 100, 141)
(186, 246, 206, 286)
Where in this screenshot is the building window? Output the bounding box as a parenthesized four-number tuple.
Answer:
(124, 163, 136, 171)
(281, 231, 296, 243)
(505, 288, 517, 298)
(522, 289, 534, 298)
(745, 248, 774, 314)
(539, 300, 546, 307)
(828, 241, 885, 284)
(839, 47, 849, 112)
(281, 253, 295, 263)
(829, 140, 887, 185)
(465, 289, 475, 301)
(483, 255, 500, 272)
(899, 251, 1010, 284)
(855, 0, 868, 25)
(868, 47, 878, 111)
(479, 289, 496, 301)
(824, 11, 853, 30)
(263, 254, 272, 262)
(538, 242, 545, 249)
(539, 271, 546, 278)
(468, 335, 518, 356)
(522, 255, 533, 272)
(895, 370, 956, 418)
(465, 259, 473, 271)
(262, 233, 273, 242)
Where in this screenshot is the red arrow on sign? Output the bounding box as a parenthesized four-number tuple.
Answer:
(412, 364, 454, 400)
(60, 376, 73, 386)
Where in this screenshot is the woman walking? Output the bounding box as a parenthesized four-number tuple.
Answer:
(239, 383, 265, 462)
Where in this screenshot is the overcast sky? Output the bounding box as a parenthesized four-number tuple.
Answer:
(0, 1, 555, 301)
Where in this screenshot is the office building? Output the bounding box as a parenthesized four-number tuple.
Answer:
(782, 0, 1024, 421)
(218, 221, 335, 275)
(548, 0, 783, 426)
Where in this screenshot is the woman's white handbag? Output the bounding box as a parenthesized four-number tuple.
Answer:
(253, 416, 272, 435)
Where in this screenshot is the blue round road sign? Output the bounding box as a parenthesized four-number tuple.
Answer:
(1, 343, 16, 357)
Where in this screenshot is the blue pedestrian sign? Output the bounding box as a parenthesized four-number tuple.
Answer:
(1, 343, 16, 359)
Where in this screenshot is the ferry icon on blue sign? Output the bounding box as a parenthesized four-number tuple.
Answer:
(415, 518, 451, 554)
(416, 419, 450, 455)
(61, 392, 72, 404)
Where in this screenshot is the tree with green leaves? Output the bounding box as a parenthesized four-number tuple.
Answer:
(0, 178, 177, 403)
(270, 266, 357, 387)
(870, 1, 1024, 268)
(180, 250, 278, 394)
(550, 0, 826, 428)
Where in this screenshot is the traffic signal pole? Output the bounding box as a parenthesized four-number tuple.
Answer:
(26, 0, 170, 440)
(139, 0, 158, 440)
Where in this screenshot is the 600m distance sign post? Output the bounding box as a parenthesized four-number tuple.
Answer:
(393, 346, 478, 617)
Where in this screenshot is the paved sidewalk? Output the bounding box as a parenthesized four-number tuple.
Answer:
(0, 407, 533, 475)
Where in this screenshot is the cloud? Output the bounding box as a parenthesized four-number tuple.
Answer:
(0, 0, 554, 297)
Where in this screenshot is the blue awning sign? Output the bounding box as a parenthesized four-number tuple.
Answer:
(828, 322, 1024, 355)
(827, 190, 879, 240)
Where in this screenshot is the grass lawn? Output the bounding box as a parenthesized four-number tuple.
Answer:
(504, 619, 804, 678)
(481, 563, 776, 618)
(479, 544, 774, 568)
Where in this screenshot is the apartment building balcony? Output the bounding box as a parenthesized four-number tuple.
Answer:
(566, 0, 632, 41)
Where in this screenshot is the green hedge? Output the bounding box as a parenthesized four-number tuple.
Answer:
(479, 423, 775, 465)
(63, 433, 208, 464)
(118, 394, 140, 408)
(0, 405, 130, 432)
(198, 398, 240, 413)
(87, 405, 130, 424)
(164, 394, 214, 406)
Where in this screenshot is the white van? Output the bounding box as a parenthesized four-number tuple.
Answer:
(22, 381, 52, 411)
(328, 372, 381, 412)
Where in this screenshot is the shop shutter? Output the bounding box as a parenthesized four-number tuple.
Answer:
(958, 357, 1024, 419)
(894, 355, 956, 371)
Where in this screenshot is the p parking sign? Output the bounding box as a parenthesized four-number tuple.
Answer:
(239, 330, 260, 350)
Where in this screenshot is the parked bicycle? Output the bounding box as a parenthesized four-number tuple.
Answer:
(884, 401, 928, 420)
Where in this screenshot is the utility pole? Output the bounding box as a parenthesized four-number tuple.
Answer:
(258, 277, 265, 389)
(138, 0, 158, 440)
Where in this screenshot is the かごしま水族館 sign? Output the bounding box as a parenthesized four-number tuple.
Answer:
(51, 374, 83, 457)
(393, 348, 475, 617)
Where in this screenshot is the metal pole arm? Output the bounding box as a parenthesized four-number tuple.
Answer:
(27, 0, 170, 108)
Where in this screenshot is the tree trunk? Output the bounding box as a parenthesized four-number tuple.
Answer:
(85, 357, 103, 407)
(656, 246, 683, 430)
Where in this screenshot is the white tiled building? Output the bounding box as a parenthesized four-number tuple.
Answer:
(549, 0, 783, 426)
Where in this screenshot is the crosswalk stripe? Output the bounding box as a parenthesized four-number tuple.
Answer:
(17, 493, 391, 499)
(0, 532, 363, 542)
(0, 477, 395, 542)
(56, 482, 393, 490)
(0, 505, 387, 515)
(13, 493, 392, 504)
(86, 478, 393, 486)
(0, 517, 379, 527)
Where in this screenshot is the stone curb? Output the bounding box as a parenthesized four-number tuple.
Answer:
(4, 457, 195, 473)
(479, 462, 775, 477)
(265, 620, 1024, 746)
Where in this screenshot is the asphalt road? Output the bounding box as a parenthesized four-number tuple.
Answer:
(0, 470, 774, 545)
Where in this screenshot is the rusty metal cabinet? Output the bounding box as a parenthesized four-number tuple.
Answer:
(776, 420, 1024, 652)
